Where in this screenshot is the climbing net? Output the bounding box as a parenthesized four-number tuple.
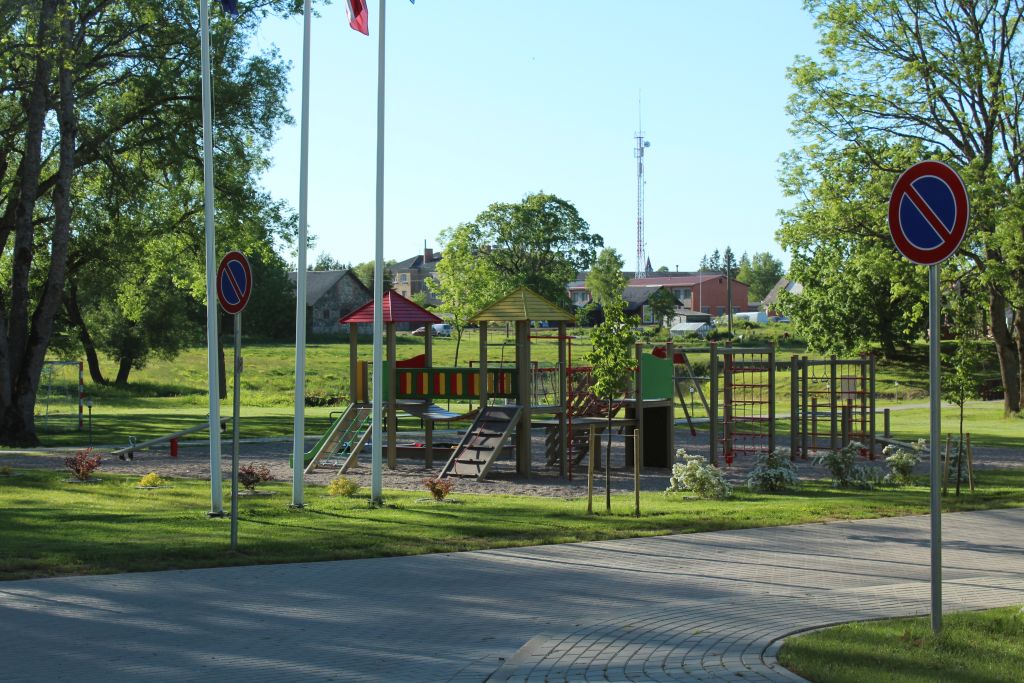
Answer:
(716, 348, 775, 466)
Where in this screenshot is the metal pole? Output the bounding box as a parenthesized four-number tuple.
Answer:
(830, 355, 838, 451)
(231, 313, 241, 549)
(929, 263, 943, 633)
(199, 0, 223, 516)
(291, 0, 312, 509)
(709, 342, 718, 466)
(790, 356, 798, 461)
(370, 0, 387, 504)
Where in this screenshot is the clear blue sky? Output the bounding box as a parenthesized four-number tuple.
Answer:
(250, 1, 821, 271)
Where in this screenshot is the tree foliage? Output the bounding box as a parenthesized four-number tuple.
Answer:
(740, 252, 784, 302)
(470, 192, 603, 307)
(786, 0, 1024, 411)
(585, 248, 626, 309)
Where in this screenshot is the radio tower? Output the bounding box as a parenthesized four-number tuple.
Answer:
(634, 103, 650, 279)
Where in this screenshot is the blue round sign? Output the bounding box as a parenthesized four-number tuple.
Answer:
(216, 251, 252, 314)
(888, 161, 969, 265)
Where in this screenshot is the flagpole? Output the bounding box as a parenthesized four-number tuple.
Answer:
(371, 0, 387, 504)
(291, 0, 313, 509)
(200, 0, 223, 516)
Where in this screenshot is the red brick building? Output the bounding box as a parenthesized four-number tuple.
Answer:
(568, 272, 754, 316)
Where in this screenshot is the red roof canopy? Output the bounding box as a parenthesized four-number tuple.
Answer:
(339, 289, 443, 325)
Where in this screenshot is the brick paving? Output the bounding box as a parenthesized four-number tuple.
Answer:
(1, 508, 1022, 682)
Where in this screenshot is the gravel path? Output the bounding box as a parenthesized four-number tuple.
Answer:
(2, 424, 1020, 498)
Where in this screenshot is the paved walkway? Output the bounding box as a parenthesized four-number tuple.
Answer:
(1, 509, 1022, 682)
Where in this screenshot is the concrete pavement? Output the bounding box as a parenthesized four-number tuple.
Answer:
(2, 508, 1022, 682)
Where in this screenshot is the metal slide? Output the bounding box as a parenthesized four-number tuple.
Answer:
(438, 405, 522, 481)
(303, 403, 372, 474)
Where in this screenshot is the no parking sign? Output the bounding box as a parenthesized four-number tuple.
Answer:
(216, 251, 252, 315)
(888, 160, 969, 265)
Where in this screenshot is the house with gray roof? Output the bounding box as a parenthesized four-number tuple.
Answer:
(287, 270, 372, 335)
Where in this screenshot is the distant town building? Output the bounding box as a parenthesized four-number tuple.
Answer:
(288, 270, 372, 335)
(392, 247, 443, 305)
(761, 277, 803, 316)
(567, 271, 754, 318)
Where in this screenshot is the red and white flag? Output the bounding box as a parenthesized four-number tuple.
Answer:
(346, 0, 369, 35)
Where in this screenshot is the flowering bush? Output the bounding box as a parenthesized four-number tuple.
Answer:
(883, 439, 924, 486)
(666, 449, 732, 499)
(746, 449, 799, 492)
(422, 476, 455, 501)
(813, 442, 882, 489)
(238, 463, 273, 491)
(327, 475, 361, 497)
(65, 449, 101, 481)
(138, 472, 166, 488)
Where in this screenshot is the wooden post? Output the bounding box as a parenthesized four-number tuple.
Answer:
(722, 345, 732, 463)
(767, 348, 776, 454)
(840, 403, 849, 447)
(633, 428, 641, 517)
(812, 397, 818, 449)
(709, 342, 719, 466)
(869, 353, 877, 458)
(386, 322, 397, 469)
(846, 398, 854, 447)
(790, 355, 799, 461)
(829, 355, 838, 450)
(966, 432, 975, 492)
(587, 423, 596, 514)
(884, 408, 891, 438)
(515, 320, 531, 476)
(632, 342, 644, 469)
(942, 433, 951, 494)
(557, 321, 568, 477)
(349, 323, 359, 404)
(478, 322, 488, 409)
(801, 356, 809, 459)
(424, 325, 433, 469)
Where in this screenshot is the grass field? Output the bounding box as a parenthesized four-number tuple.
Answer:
(2, 468, 1023, 581)
(778, 606, 1024, 682)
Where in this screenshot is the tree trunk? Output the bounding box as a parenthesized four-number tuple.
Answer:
(65, 285, 106, 385)
(988, 288, 1022, 414)
(114, 356, 133, 385)
(1014, 306, 1024, 413)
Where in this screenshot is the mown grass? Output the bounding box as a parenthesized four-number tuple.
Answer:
(1, 468, 1022, 581)
(778, 606, 1024, 683)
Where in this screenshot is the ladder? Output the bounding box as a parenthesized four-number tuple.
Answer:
(439, 405, 523, 481)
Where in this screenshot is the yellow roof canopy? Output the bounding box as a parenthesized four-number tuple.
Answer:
(470, 286, 575, 323)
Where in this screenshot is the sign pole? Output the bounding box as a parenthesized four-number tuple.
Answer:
(231, 312, 241, 549)
(929, 263, 942, 632)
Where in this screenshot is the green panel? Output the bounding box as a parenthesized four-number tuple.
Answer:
(641, 353, 673, 400)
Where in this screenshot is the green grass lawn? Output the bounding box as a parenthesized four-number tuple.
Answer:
(2, 468, 1023, 581)
(778, 606, 1024, 683)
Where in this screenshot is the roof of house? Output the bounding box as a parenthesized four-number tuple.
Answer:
(338, 289, 442, 324)
(287, 270, 370, 306)
(762, 277, 802, 306)
(568, 272, 742, 289)
(470, 286, 575, 323)
(393, 251, 443, 273)
(621, 285, 681, 312)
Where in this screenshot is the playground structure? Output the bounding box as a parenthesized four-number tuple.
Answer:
(300, 287, 884, 479)
(788, 354, 877, 459)
(36, 360, 84, 432)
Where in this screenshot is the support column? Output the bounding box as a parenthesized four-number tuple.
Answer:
(515, 320, 531, 475)
(557, 321, 568, 477)
(349, 323, 359, 403)
(386, 322, 397, 468)
(424, 327, 433, 468)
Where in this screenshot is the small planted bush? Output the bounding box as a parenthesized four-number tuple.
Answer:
(422, 476, 455, 501)
(138, 472, 166, 488)
(238, 462, 273, 491)
(666, 449, 732, 499)
(814, 442, 882, 489)
(65, 448, 101, 481)
(327, 475, 361, 497)
(747, 449, 799, 492)
(883, 439, 924, 486)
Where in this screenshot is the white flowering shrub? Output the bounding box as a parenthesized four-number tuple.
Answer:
(746, 449, 799, 492)
(883, 439, 924, 486)
(813, 441, 883, 489)
(666, 448, 732, 499)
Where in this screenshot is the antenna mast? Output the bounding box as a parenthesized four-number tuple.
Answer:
(634, 95, 650, 279)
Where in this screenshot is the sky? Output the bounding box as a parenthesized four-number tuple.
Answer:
(250, 1, 822, 272)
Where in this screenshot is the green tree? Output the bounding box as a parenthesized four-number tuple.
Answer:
(351, 259, 395, 292)
(585, 248, 627, 309)
(788, 0, 1024, 413)
(471, 192, 603, 306)
(647, 288, 678, 330)
(429, 223, 502, 366)
(312, 252, 347, 271)
(736, 252, 752, 284)
(585, 297, 638, 513)
(744, 252, 785, 302)
(778, 141, 927, 356)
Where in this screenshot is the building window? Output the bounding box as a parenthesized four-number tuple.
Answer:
(701, 306, 710, 314)
(716, 306, 725, 315)
(399, 273, 408, 283)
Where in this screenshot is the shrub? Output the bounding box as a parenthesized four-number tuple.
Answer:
(138, 472, 166, 488)
(327, 476, 361, 497)
(0, 465, 11, 476)
(65, 448, 101, 481)
(238, 462, 273, 491)
(422, 476, 455, 501)
(883, 439, 924, 486)
(666, 449, 732, 499)
(813, 442, 882, 489)
(746, 449, 799, 492)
